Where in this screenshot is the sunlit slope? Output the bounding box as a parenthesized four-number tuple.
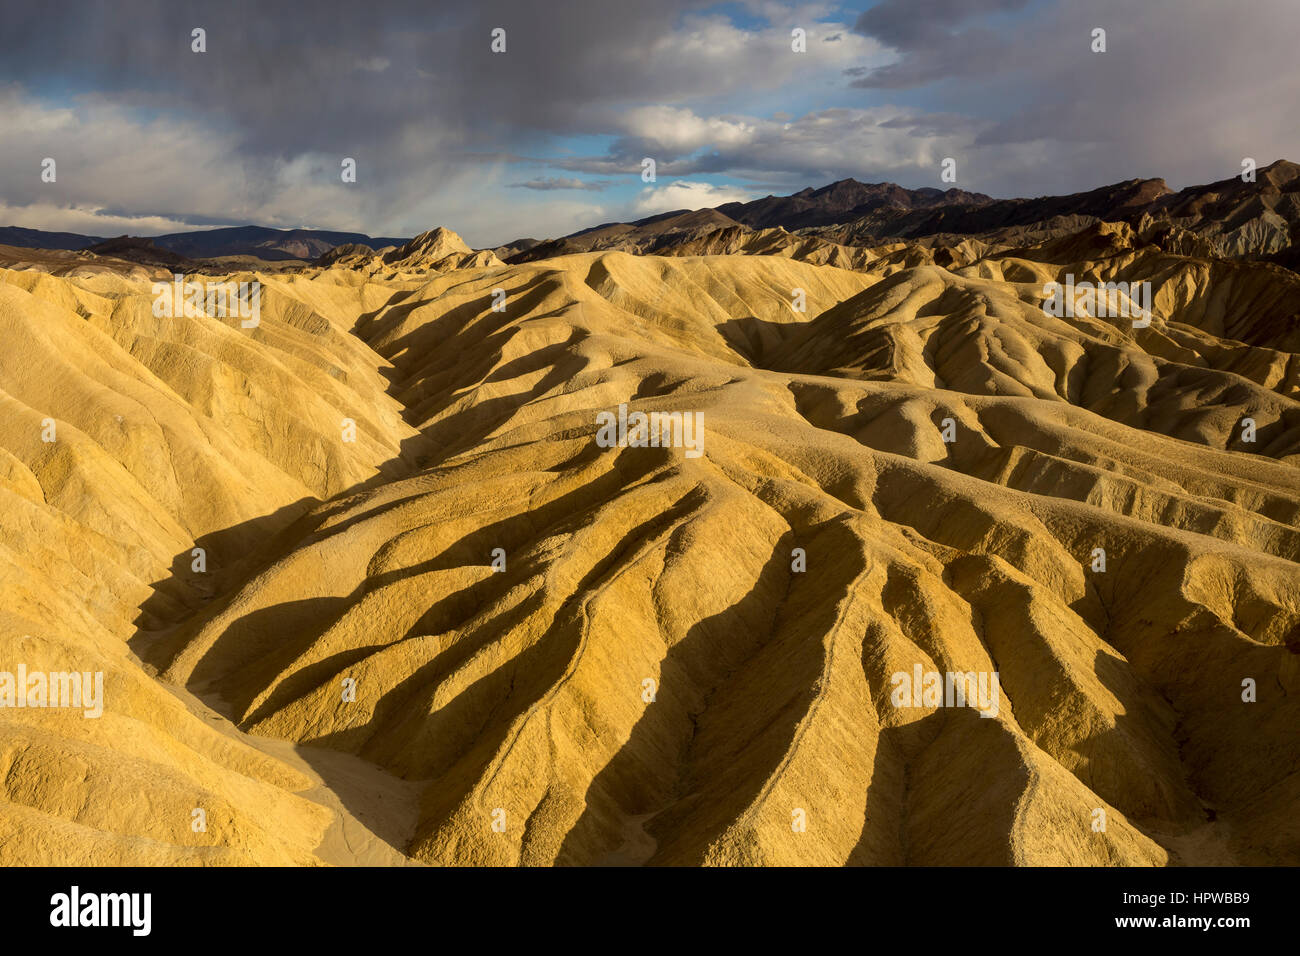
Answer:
(148, 247, 1300, 866)
(764, 225, 1300, 463)
(0, 264, 420, 863)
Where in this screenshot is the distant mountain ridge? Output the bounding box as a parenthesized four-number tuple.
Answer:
(0, 224, 411, 262)
(501, 160, 1300, 268)
(0, 226, 104, 250)
(151, 225, 411, 261)
(7, 161, 1299, 269)
(503, 181, 993, 262)
(716, 179, 992, 230)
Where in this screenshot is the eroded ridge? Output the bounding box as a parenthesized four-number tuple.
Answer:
(1, 226, 1297, 865)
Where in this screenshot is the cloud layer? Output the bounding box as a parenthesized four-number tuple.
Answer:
(0, 0, 1296, 246)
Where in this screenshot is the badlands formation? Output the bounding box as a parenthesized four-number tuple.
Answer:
(1, 209, 1298, 866)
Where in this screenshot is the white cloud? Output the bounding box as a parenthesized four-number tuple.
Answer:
(618, 106, 757, 155)
(0, 202, 204, 237)
(633, 180, 754, 216)
(0, 88, 278, 228)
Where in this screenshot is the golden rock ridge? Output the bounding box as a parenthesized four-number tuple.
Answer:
(1, 224, 1296, 865)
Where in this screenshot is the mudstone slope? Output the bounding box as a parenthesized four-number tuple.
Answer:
(0, 216, 1297, 866)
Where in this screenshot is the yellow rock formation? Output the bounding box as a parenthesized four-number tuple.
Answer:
(1, 225, 1296, 865)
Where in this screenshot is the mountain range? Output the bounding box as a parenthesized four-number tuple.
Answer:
(6, 162, 1299, 273)
(0, 224, 411, 262)
(501, 160, 1300, 268)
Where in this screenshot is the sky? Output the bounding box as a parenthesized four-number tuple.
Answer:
(1, 0, 1297, 248)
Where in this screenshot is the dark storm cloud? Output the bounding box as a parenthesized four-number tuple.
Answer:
(846, 0, 1300, 197)
(0, 0, 796, 153)
(848, 0, 1034, 89)
(852, 0, 1030, 49)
